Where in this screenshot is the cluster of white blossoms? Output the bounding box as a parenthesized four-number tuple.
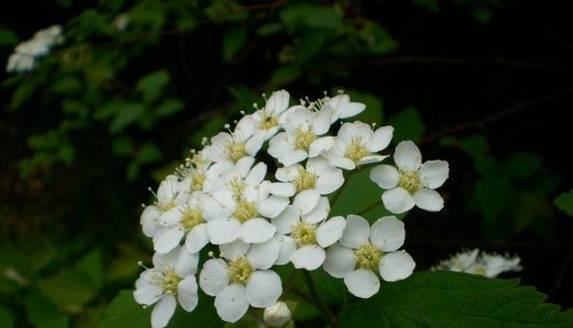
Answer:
(6, 25, 64, 73)
(433, 248, 522, 278)
(134, 90, 450, 327)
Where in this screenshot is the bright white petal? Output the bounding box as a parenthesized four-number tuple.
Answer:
(413, 189, 444, 212)
(245, 135, 265, 156)
(141, 205, 161, 237)
(419, 160, 449, 189)
(177, 276, 198, 312)
(207, 218, 241, 245)
(220, 240, 250, 261)
(271, 205, 299, 234)
(199, 259, 230, 296)
(240, 218, 276, 243)
(367, 126, 394, 152)
(276, 236, 297, 265)
(133, 284, 162, 306)
(357, 154, 388, 166)
(293, 189, 320, 215)
(215, 284, 249, 323)
(379, 251, 415, 282)
(265, 182, 296, 197)
(275, 165, 300, 182)
(316, 216, 346, 248)
(246, 162, 268, 185)
(153, 227, 184, 254)
(340, 215, 370, 249)
(151, 295, 176, 328)
(259, 196, 289, 218)
(369, 165, 400, 189)
(246, 271, 283, 308)
(369, 216, 405, 252)
(344, 269, 380, 299)
(159, 207, 182, 226)
(394, 141, 422, 171)
(312, 108, 332, 135)
(281, 149, 308, 166)
(329, 156, 355, 170)
(247, 238, 280, 270)
(315, 170, 344, 195)
(290, 245, 325, 271)
(308, 136, 335, 157)
(185, 224, 209, 253)
(323, 244, 356, 278)
(174, 247, 199, 277)
(235, 156, 256, 177)
(382, 188, 415, 214)
(301, 197, 330, 224)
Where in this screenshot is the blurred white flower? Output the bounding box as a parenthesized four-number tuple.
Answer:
(323, 215, 415, 298)
(264, 301, 292, 327)
(370, 140, 449, 214)
(6, 25, 64, 73)
(433, 249, 522, 278)
(199, 240, 282, 323)
(134, 247, 199, 328)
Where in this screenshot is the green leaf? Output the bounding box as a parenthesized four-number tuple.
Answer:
(413, 0, 440, 13)
(155, 98, 184, 118)
(471, 176, 513, 225)
(136, 70, 170, 103)
(270, 65, 301, 87)
(338, 271, 572, 328)
(222, 26, 247, 61)
(554, 190, 573, 217)
(346, 90, 384, 125)
(503, 152, 542, 179)
(280, 4, 342, 30)
(0, 306, 14, 328)
(136, 143, 162, 164)
(109, 102, 145, 133)
(51, 77, 82, 94)
(388, 106, 424, 143)
(0, 29, 19, 47)
(75, 250, 103, 289)
(25, 293, 69, 328)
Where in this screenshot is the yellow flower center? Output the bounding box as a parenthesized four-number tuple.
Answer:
(162, 270, 181, 294)
(399, 171, 421, 194)
(295, 129, 315, 151)
(228, 257, 253, 284)
(234, 200, 257, 223)
(345, 138, 369, 163)
(191, 173, 205, 191)
(228, 142, 246, 162)
(291, 223, 317, 246)
(230, 178, 245, 197)
(294, 168, 316, 192)
(354, 243, 382, 271)
(181, 207, 204, 231)
(259, 113, 279, 130)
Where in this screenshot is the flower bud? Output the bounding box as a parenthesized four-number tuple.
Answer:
(263, 301, 291, 327)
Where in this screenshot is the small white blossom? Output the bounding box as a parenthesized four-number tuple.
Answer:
(249, 90, 292, 140)
(203, 116, 265, 164)
(141, 176, 188, 238)
(134, 247, 199, 328)
(370, 140, 449, 214)
(433, 249, 522, 278)
(327, 121, 393, 170)
(199, 240, 283, 323)
(6, 25, 64, 73)
(264, 301, 292, 327)
(323, 215, 415, 298)
(323, 93, 366, 123)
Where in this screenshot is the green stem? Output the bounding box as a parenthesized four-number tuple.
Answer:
(302, 271, 336, 327)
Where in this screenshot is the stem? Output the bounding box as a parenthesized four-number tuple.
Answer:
(302, 271, 336, 326)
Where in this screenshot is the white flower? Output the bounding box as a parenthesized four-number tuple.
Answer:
(134, 246, 199, 328)
(272, 207, 346, 270)
(323, 93, 366, 123)
(203, 115, 264, 164)
(199, 240, 283, 323)
(276, 157, 344, 214)
(264, 301, 292, 327)
(323, 215, 415, 298)
(433, 249, 522, 278)
(268, 106, 333, 166)
(249, 90, 292, 140)
(327, 121, 393, 170)
(141, 175, 188, 238)
(370, 140, 449, 214)
(6, 25, 63, 73)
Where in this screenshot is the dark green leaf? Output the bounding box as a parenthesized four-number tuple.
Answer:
(136, 70, 170, 103)
(389, 106, 424, 143)
(222, 26, 247, 61)
(109, 102, 145, 133)
(554, 190, 573, 217)
(25, 293, 69, 328)
(346, 90, 384, 125)
(270, 65, 301, 86)
(503, 152, 542, 179)
(0, 306, 14, 328)
(280, 4, 342, 30)
(0, 29, 19, 47)
(155, 98, 184, 117)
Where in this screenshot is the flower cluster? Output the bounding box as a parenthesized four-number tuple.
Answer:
(6, 25, 64, 73)
(134, 90, 450, 327)
(433, 248, 522, 278)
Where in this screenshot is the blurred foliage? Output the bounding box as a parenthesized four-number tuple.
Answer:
(0, 0, 571, 327)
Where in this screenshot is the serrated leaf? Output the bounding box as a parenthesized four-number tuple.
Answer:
(222, 26, 247, 61)
(554, 190, 573, 217)
(389, 106, 424, 143)
(338, 271, 572, 328)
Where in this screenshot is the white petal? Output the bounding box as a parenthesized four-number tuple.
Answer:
(379, 251, 415, 282)
(159, 207, 182, 226)
(141, 205, 160, 237)
(199, 259, 230, 296)
(275, 165, 300, 182)
(177, 276, 198, 312)
(207, 218, 241, 245)
(246, 162, 268, 185)
(259, 196, 289, 218)
(185, 224, 209, 253)
(240, 218, 276, 243)
(266, 90, 290, 114)
(246, 270, 283, 308)
(413, 189, 444, 212)
(290, 245, 325, 271)
(215, 284, 249, 323)
(281, 149, 308, 166)
(133, 284, 162, 306)
(367, 126, 394, 152)
(247, 238, 280, 270)
(153, 227, 184, 254)
(394, 140, 422, 171)
(329, 156, 356, 170)
(174, 247, 199, 277)
(151, 295, 176, 328)
(293, 189, 320, 215)
(419, 160, 449, 189)
(357, 154, 388, 166)
(271, 205, 300, 234)
(312, 108, 332, 135)
(276, 236, 297, 265)
(316, 216, 346, 248)
(301, 197, 330, 224)
(245, 135, 265, 156)
(235, 156, 256, 177)
(369, 164, 400, 189)
(203, 194, 233, 221)
(369, 216, 405, 252)
(340, 215, 370, 249)
(382, 188, 415, 214)
(265, 182, 296, 197)
(323, 244, 356, 278)
(308, 136, 335, 157)
(315, 169, 344, 195)
(220, 240, 250, 261)
(343, 269, 380, 299)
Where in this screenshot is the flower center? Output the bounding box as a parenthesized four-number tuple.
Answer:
(354, 243, 382, 271)
(191, 173, 205, 191)
(259, 113, 279, 130)
(158, 201, 176, 212)
(291, 223, 317, 246)
(228, 257, 253, 284)
(345, 138, 369, 163)
(162, 270, 181, 294)
(230, 178, 245, 197)
(295, 129, 315, 151)
(234, 200, 257, 223)
(228, 142, 246, 162)
(294, 168, 316, 192)
(399, 171, 421, 194)
(181, 207, 203, 231)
